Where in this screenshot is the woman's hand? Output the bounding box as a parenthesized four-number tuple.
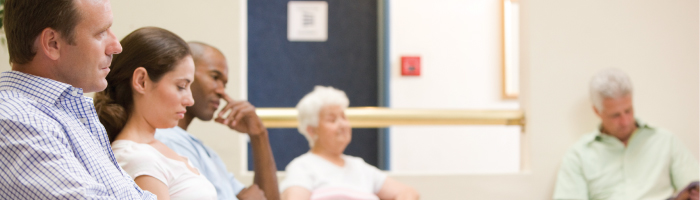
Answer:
(281, 186, 312, 200)
(376, 178, 420, 200)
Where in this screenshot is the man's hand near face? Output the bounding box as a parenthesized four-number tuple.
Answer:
(214, 92, 265, 136)
(213, 91, 280, 200)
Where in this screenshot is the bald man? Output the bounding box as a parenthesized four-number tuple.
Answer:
(155, 42, 279, 200)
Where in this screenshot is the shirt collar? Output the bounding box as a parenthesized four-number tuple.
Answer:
(0, 71, 78, 106)
(171, 126, 204, 143)
(591, 119, 652, 142)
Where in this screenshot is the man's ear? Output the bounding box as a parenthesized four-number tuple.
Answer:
(132, 67, 150, 94)
(38, 28, 62, 61)
(593, 106, 602, 118)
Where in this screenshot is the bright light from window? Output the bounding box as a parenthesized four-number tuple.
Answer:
(504, 0, 520, 98)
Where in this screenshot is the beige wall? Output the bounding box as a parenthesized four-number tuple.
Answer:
(0, 0, 696, 199)
(0, 38, 9, 72)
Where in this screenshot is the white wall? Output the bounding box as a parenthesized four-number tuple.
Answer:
(389, 0, 521, 173)
(390, 126, 521, 173)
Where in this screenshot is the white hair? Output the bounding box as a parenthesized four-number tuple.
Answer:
(589, 68, 633, 111)
(296, 86, 350, 148)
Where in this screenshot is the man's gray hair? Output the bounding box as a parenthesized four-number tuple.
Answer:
(296, 86, 350, 148)
(589, 68, 633, 111)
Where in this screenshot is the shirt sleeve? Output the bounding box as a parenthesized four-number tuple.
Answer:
(228, 171, 246, 195)
(280, 158, 314, 192)
(363, 161, 388, 194)
(553, 149, 589, 200)
(0, 119, 118, 199)
(115, 145, 169, 187)
(669, 135, 699, 191)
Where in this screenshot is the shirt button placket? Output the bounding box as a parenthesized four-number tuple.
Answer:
(621, 145, 629, 197)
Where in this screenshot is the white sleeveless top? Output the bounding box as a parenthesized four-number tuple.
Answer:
(112, 140, 217, 200)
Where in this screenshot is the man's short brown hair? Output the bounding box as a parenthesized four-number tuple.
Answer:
(4, 0, 81, 64)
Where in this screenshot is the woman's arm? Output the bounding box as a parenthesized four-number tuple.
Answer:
(134, 176, 170, 200)
(376, 178, 420, 200)
(281, 186, 312, 200)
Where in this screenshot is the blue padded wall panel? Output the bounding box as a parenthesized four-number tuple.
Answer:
(248, 0, 379, 170)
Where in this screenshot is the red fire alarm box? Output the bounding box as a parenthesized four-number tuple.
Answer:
(401, 56, 421, 76)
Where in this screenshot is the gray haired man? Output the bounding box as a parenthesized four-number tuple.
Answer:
(553, 68, 698, 200)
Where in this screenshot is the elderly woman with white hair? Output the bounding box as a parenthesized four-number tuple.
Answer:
(280, 86, 419, 200)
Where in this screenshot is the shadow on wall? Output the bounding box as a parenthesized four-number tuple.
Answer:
(572, 97, 599, 137)
(0, 41, 9, 72)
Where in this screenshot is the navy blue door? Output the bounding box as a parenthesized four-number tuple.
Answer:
(247, 0, 379, 170)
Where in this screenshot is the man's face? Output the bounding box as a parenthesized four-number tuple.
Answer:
(187, 48, 229, 121)
(594, 94, 637, 139)
(56, 0, 122, 93)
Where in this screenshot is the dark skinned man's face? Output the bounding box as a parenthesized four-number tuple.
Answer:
(187, 48, 229, 121)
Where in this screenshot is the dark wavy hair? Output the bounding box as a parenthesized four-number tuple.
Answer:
(94, 27, 191, 142)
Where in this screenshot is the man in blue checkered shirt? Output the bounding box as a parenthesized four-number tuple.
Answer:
(0, 0, 156, 199)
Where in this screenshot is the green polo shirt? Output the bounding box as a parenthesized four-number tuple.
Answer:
(553, 121, 699, 200)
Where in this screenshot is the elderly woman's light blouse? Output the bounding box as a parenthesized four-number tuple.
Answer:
(281, 152, 387, 200)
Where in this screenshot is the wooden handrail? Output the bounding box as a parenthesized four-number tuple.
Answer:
(256, 107, 525, 128)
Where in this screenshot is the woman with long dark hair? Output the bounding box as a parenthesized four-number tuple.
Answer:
(95, 27, 216, 200)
